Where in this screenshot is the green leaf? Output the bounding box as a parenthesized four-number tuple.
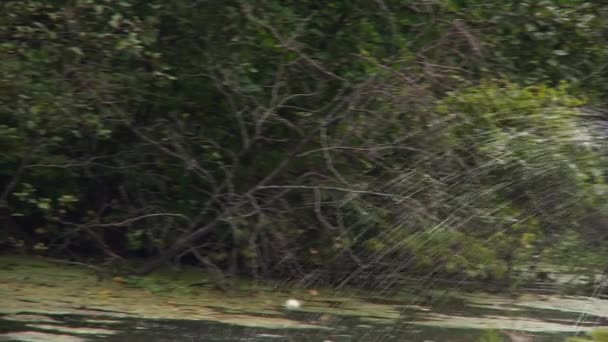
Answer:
(68, 47, 84, 56)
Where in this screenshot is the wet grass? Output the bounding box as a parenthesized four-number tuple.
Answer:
(1, 255, 607, 341)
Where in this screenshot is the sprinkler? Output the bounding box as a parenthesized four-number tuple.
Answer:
(284, 299, 302, 310)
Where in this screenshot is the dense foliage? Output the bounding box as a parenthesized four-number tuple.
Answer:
(2, 0, 608, 287)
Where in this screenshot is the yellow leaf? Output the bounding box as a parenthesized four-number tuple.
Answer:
(112, 277, 125, 284)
